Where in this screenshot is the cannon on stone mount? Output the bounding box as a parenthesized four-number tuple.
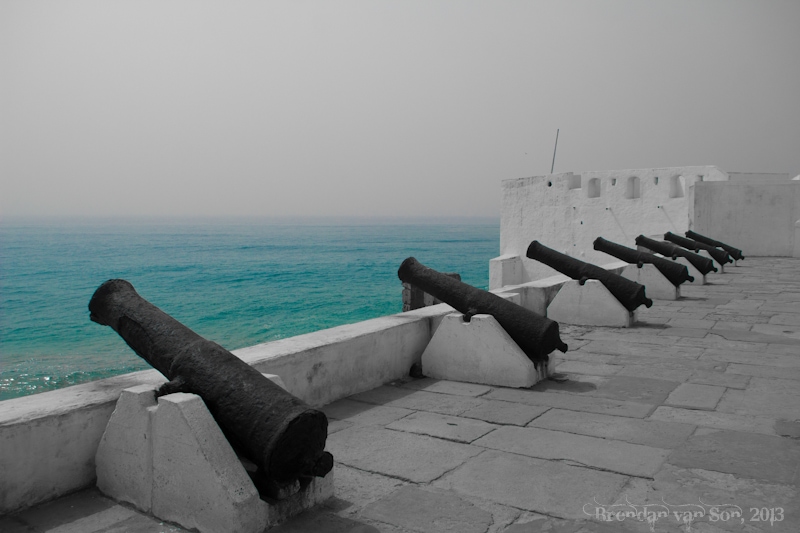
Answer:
(397, 257, 567, 367)
(89, 279, 332, 491)
(526, 240, 653, 312)
(634, 235, 717, 275)
(593, 237, 694, 286)
(685, 230, 744, 261)
(663, 232, 732, 266)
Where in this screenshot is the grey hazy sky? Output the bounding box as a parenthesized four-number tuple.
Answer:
(2, 1, 799, 218)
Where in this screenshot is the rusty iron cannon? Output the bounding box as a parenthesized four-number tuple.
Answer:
(634, 235, 717, 275)
(89, 279, 332, 489)
(593, 237, 694, 286)
(685, 230, 744, 261)
(526, 240, 653, 312)
(663, 232, 732, 266)
(397, 257, 567, 367)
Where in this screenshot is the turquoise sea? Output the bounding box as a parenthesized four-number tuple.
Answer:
(0, 217, 499, 400)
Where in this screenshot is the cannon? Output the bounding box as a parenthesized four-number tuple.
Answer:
(526, 241, 653, 312)
(593, 237, 694, 286)
(89, 279, 332, 489)
(635, 235, 717, 275)
(685, 230, 744, 261)
(397, 257, 567, 366)
(663, 232, 732, 266)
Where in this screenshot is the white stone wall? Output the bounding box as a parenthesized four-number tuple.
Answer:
(691, 181, 800, 257)
(492, 166, 728, 287)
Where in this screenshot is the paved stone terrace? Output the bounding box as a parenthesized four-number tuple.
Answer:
(3, 257, 799, 532)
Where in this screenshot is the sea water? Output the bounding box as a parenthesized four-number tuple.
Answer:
(0, 217, 499, 400)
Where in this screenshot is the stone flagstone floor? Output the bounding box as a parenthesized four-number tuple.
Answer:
(2, 257, 799, 533)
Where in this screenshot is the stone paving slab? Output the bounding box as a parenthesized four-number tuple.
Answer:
(349, 386, 484, 416)
(688, 369, 750, 389)
(656, 327, 708, 338)
(322, 398, 414, 426)
(400, 378, 492, 397)
(326, 464, 408, 519)
(362, 486, 493, 533)
(484, 388, 655, 418)
(528, 409, 695, 449)
(716, 388, 800, 420)
(575, 340, 704, 358)
(649, 406, 782, 436)
(473, 426, 669, 478)
(748, 376, 800, 394)
(614, 365, 692, 383)
(768, 313, 800, 326)
(268, 511, 390, 533)
(766, 343, 800, 354)
(533, 375, 680, 405)
(618, 464, 799, 533)
(711, 320, 753, 331)
(433, 450, 629, 520)
(325, 425, 482, 483)
(725, 363, 800, 381)
(711, 328, 800, 345)
(752, 323, 800, 340)
(664, 383, 725, 410)
(668, 429, 800, 486)
(502, 517, 638, 533)
(385, 411, 498, 443)
(555, 361, 621, 376)
(458, 399, 550, 426)
(700, 349, 800, 368)
(666, 318, 716, 329)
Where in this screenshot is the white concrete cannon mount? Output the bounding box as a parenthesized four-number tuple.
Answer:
(95, 375, 333, 533)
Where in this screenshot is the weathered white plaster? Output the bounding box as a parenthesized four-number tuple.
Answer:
(421, 313, 554, 388)
(547, 280, 636, 327)
(726, 172, 792, 183)
(489, 254, 523, 288)
(691, 181, 800, 257)
(621, 263, 679, 300)
(493, 166, 729, 288)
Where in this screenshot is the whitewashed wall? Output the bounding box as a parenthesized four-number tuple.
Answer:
(491, 166, 728, 288)
(691, 181, 800, 257)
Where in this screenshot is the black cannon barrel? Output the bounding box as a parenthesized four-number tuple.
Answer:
(593, 237, 694, 286)
(685, 230, 744, 261)
(89, 279, 332, 486)
(526, 241, 653, 312)
(664, 232, 732, 266)
(635, 235, 717, 275)
(397, 257, 567, 366)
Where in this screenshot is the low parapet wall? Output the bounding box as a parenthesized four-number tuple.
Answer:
(0, 305, 455, 514)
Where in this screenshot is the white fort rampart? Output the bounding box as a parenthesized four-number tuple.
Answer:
(490, 165, 798, 289)
(1, 164, 799, 517)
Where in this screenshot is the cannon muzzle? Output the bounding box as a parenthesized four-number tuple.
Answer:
(593, 237, 694, 286)
(89, 279, 332, 487)
(526, 241, 653, 312)
(398, 257, 567, 365)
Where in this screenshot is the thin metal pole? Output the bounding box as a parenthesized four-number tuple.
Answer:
(550, 128, 559, 174)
